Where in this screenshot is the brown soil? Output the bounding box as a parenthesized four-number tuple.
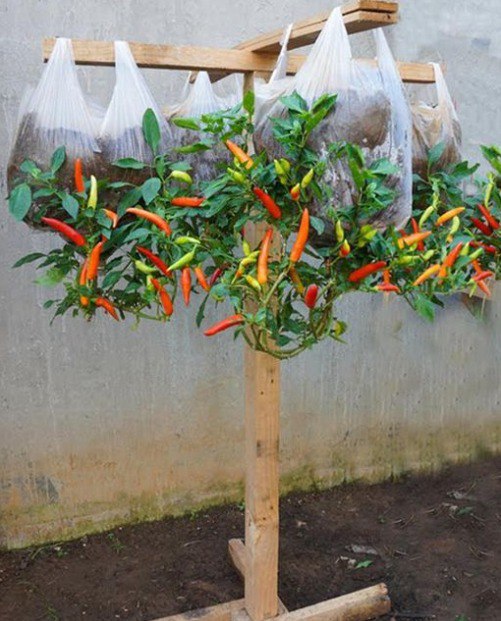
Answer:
(1, 456, 499, 621)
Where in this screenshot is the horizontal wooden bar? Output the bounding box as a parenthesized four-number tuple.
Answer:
(235, 2, 399, 54)
(43, 38, 435, 84)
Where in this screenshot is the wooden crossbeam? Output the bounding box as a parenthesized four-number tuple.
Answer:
(236, 1, 399, 54)
(42, 38, 436, 83)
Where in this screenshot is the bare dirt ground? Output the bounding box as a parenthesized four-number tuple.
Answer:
(1, 456, 499, 621)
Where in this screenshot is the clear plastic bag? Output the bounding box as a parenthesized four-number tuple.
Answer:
(409, 63, 462, 177)
(98, 41, 171, 182)
(167, 71, 236, 180)
(7, 38, 100, 225)
(254, 8, 413, 244)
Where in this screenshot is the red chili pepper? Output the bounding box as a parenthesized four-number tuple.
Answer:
(204, 314, 245, 336)
(225, 140, 253, 169)
(40, 217, 86, 247)
(478, 204, 500, 231)
(470, 241, 497, 254)
(252, 187, 282, 219)
(377, 283, 400, 293)
(290, 208, 309, 263)
(194, 266, 210, 292)
(171, 197, 206, 208)
(209, 267, 224, 287)
(126, 207, 172, 235)
(95, 297, 119, 321)
(103, 208, 119, 229)
(471, 217, 493, 236)
(74, 158, 85, 193)
(411, 218, 425, 251)
(181, 267, 191, 306)
(348, 261, 387, 283)
(86, 240, 104, 281)
(304, 284, 318, 308)
(151, 277, 174, 316)
(136, 246, 171, 277)
(79, 259, 89, 307)
(438, 242, 464, 279)
(257, 228, 273, 285)
(339, 240, 351, 258)
(473, 270, 494, 283)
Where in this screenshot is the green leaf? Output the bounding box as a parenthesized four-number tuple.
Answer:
(118, 187, 142, 217)
(142, 108, 161, 154)
(370, 158, 399, 177)
(310, 216, 325, 236)
(9, 183, 32, 221)
(196, 295, 209, 327)
(113, 157, 145, 170)
(355, 560, 373, 569)
(20, 160, 41, 177)
(175, 142, 211, 154)
(279, 91, 307, 114)
(102, 271, 123, 288)
(123, 227, 151, 243)
(35, 267, 66, 287)
(12, 252, 45, 268)
(243, 90, 255, 116)
(141, 178, 161, 205)
(172, 117, 201, 130)
(62, 193, 79, 219)
(414, 294, 436, 322)
(51, 146, 66, 173)
(428, 142, 446, 166)
(43, 299, 56, 309)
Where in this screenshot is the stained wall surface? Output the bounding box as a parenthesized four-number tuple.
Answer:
(0, 0, 500, 548)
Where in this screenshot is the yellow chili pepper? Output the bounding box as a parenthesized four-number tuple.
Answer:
(242, 238, 251, 256)
(301, 168, 314, 189)
(170, 170, 193, 184)
(135, 260, 157, 275)
(419, 205, 435, 228)
(335, 220, 345, 243)
(413, 263, 441, 286)
(245, 274, 261, 292)
(87, 175, 98, 209)
(227, 168, 246, 184)
(175, 236, 201, 245)
(446, 215, 460, 242)
(436, 207, 465, 226)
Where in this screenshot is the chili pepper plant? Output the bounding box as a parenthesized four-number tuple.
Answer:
(8, 93, 500, 359)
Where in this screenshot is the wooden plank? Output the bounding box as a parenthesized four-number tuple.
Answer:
(235, 5, 398, 54)
(228, 538, 288, 613)
(43, 37, 301, 73)
(273, 584, 390, 621)
(151, 599, 245, 621)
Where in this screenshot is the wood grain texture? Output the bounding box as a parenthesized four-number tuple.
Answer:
(151, 599, 245, 621)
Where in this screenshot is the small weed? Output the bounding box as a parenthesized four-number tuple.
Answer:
(355, 559, 373, 569)
(106, 532, 125, 554)
(455, 615, 468, 621)
(237, 501, 245, 512)
(45, 604, 60, 620)
(457, 506, 474, 517)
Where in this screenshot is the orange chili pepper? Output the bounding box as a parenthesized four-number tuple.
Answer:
(194, 266, 210, 292)
(204, 314, 245, 336)
(438, 242, 464, 279)
(436, 207, 465, 226)
(290, 184, 300, 201)
(382, 269, 391, 285)
(103, 209, 119, 229)
(397, 231, 432, 249)
(472, 270, 494, 283)
(126, 207, 172, 236)
(289, 265, 305, 295)
(257, 228, 273, 285)
(290, 208, 309, 263)
(476, 280, 491, 297)
(339, 239, 351, 258)
(413, 263, 441, 286)
(86, 240, 104, 281)
(171, 197, 206, 208)
(181, 267, 191, 306)
(95, 297, 119, 321)
(79, 259, 89, 307)
(377, 283, 400, 293)
(225, 140, 253, 169)
(74, 158, 85, 193)
(411, 218, 425, 251)
(151, 277, 174, 316)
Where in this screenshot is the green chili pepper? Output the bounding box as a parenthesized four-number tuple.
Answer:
(300, 168, 314, 189)
(460, 242, 471, 257)
(422, 249, 435, 261)
(170, 170, 193, 184)
(168, 249, 195, 271)
(245, 274, 261, 292)
(240, 251, 260, 267)
(175, 236, 201, 245)
(397, 255, 419, 265)
(146, 275, 155, 291)
(227, 168, 246, 184)
(448, 215, 460, 237)
(279, 158, 291, 173)
(135, 260, 157, 275)
(88, 175, 98, 209)
(469, 248, 483, 261)
(419, 205, 435, 228)
(274, 159, 286, 177)
(242, 239, 251, 256)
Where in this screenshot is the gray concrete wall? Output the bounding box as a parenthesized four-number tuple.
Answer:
(1, 0, 500, 549)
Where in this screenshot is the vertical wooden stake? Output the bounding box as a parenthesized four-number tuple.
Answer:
(241, 70, 280, 621)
